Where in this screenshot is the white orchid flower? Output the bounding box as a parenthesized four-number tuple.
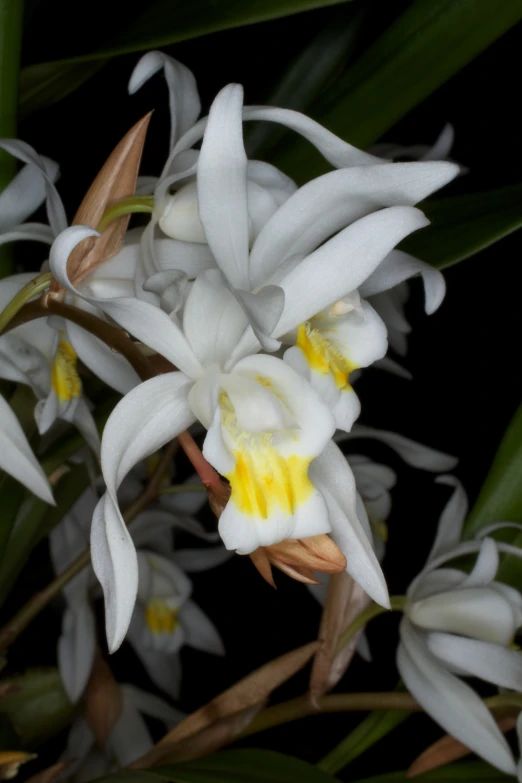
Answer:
(0, 393, 54, 502)
(128, 550, 225, 698)
(397, 478, 522, 776)
(63, 683, 183, 778)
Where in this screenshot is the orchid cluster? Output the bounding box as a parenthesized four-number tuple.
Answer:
(0, 49, 520, 782)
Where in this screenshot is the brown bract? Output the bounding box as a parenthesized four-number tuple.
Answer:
(50, 113, 151, 291)
(310, 572, 371, 702)
(131, 641, 318, 768)
(251, 535, 347, 587)
(84, 652, 123, 748)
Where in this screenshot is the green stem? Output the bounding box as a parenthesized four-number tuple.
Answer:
(0, 272, 52, 333)
(0, 0, 24, 278)
(97, 196, 154, 232)
(336, 595, 406, 653)
(160, 483, 207, 496)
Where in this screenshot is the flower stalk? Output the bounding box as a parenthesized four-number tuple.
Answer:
(336, 595, 406, 653)
(0, 272, 52, 333)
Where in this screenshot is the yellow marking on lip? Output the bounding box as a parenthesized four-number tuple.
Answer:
(297, 322, 357, 390)
(220, 389, 313, 519)
(51, 337, 81, 402)
(145, 598, 179, 634)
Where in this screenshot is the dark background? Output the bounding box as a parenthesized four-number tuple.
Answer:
(3, 0, 522, 775)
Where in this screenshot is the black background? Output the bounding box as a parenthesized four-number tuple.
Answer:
(3, 0, 522, 776)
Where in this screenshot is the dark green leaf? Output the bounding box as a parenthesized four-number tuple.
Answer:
(20, 0, 354, 117)
(273, 0, 522, 181)
(318, 708, 410, 774)
(153, 750, 337, 783)
(464, 403, 522, 588)
(354, 761, 511, 782)
(402, 184, 522, 269)
(245, 4, 366, 158)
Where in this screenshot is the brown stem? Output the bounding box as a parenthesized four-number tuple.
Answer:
(0, 441, 178, 651)
(6, 299, 155, 382)
(177, 430, 230, 516)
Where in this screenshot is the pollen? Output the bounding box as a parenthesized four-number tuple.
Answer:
(297, 322, 357, 390)
(145, 598, 179, 635)
(51, 336, 82, 402)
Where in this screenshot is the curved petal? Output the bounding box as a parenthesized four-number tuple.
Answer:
(427, 631, 522, 691)
(273, 207, 430, 339)
(127, 625, 182, 698)
(50, 226, 203, 379)
(0, 139, 67, 234)
(0, 222, 55, 247)
(108, 692, 154, 766)
(310, 441, 390, 608)
(250, 162, 458, 288)
(0, 393, 54, 503)
(462, 538, 499, 588)
(179, 599, 225, 655)
(173, 546, 231, 572)
(197, 84, 250, 289)
(58, 602, 96, 702)
(427, 476, 469, 562)
(129, 51, 200, 148)
(360, 250, 446, 315)
(122, 683, 184, 723)
(344, 425, 458, 471)
(422, 123, 455, 161)
(397, 621, 516, 775)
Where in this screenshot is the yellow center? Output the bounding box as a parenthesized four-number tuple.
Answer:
(220, 390, 313, 519)
(297, 322, 357, 390)
(145, 598, 179, 634)
(51, 337, 81, 402)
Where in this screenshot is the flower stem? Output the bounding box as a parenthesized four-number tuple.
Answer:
(0, 272, 52, 333)
(0, 441, 178, 651)
(336, 595, 406, 653)
(177, 430, 230, 517)
(97, 196, 154, 232)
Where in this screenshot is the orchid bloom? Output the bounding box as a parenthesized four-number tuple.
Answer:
(50, 474, 227, 700)
(63, 683, 183, 778)
(397, 478, 522, 776)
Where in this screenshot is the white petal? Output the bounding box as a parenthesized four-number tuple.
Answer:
(250, 162, 458, 288)
(91, 493, 139, 652)
(422, 123, 455, 161)
(273, 207, 430, 339)
(0, 393, 54, 503)
(344, 425, 458, 471)
(0, 222, 55, 247)
(108, 692, 154, 766)
(233, 286, 285, 352)
(0, 139, 67, 234)
(58, 602, 96, 703)
(66, 316, 140, 395)
(427, 631, 522, 691)
(179, 599, 225, 655)
(462, 538, 498, 587)
(183, 269, 248, 366)
(197, 84, 250, 289)
(49, 226, 203, 379)
(373, 356, 412, 379)
(360, 250, 446, 315)
(310, 441, 390, 608)
(71, 396, 101, 457)
(397, 621, 516, 775)
(173, 546, 231, 572)
(123, 683, 184, 723)
(409, 586, 518, 645)
(129, 51, 200, 148)
(127, 628, 182, 698)
(427, 476, 469, 562)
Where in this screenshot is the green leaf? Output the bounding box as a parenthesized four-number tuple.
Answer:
(401, 184, 522, 269)
(0, 669, 76, 746)
(273, 0, 522, 181)
(354, 761, 511, 782)
(20, 0, 354, 117)
(100, 750, 339, 783)
(318, 708, 410, 774)
(245, 3, 366, 158)
(464, 403, 522, 588)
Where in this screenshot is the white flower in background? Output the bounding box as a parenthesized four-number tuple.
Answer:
(397, 478, 522, 775)
(0, 393, 54, 502)
(50, 477, 227, 700)
(63, 683, 183, 779)
(371, 123, 456, 164)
